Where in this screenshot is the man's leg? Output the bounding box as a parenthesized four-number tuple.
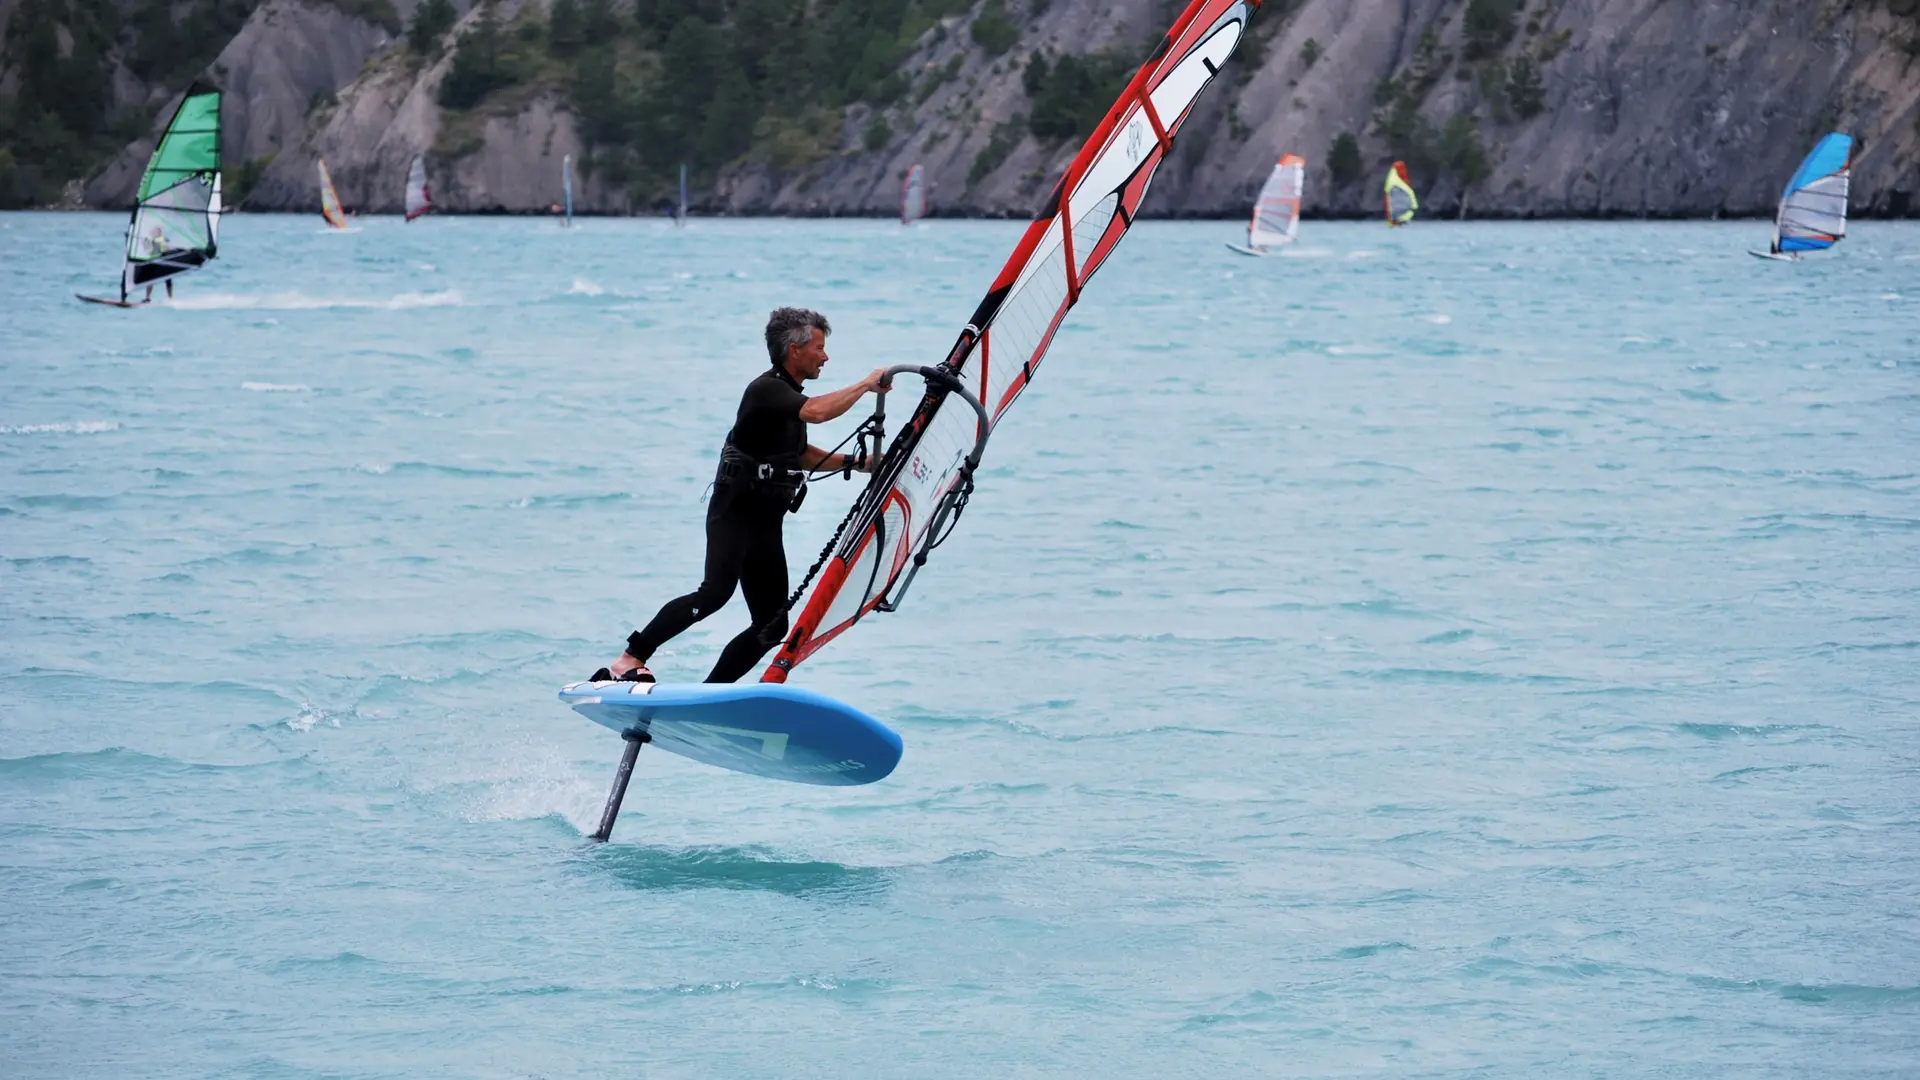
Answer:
(704, 510, 790, 683)
(620, 496, 751, 671)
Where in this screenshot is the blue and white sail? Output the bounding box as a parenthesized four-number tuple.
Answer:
(1771, 133, 1851, 255)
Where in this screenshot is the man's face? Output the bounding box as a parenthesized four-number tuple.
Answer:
(786, 328, 829, 381)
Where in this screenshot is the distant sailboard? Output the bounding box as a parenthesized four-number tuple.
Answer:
(76, 83, 222, 307)
(1750, 133, 1851, 262)
(901, 162, 926, 224)
(561, 153, 574, 226)
(1226, 152, 1303, 255)
(404, 155, 432, 222)
(559, 0, 1258, 841)
(1384, 160, 1417, 226)
(317, 159, 351, 229)
(676, 162, 688, 226)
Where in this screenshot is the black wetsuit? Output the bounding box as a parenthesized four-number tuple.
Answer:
(626, 365, 809, 683)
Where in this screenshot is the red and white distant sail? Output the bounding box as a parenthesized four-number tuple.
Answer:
(763, 0, 1257, 682)
(901, 163, 926, 224)
(405, 156, 432, 221)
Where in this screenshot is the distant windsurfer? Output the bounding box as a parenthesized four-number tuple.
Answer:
(593, 307, 888, 684)
(141, 223, 174, 302)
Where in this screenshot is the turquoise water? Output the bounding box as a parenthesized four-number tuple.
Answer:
(4, 212, 1919, 1077)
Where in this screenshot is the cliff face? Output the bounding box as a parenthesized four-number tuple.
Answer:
(83, 0, 412, 207)
(243, 1, 619, 216)
(74, 0, 1920, 217)
(735, 0, 1920, 219)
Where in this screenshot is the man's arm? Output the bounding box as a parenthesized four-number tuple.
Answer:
(797, 368, 889, 424)
(799, 445, 878, 472)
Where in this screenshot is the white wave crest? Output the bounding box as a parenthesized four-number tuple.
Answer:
(242, 382, 311, 393)
(1, 421, 120, 435)
(170, 290, 466, 311)
(568, 278, 605, 296)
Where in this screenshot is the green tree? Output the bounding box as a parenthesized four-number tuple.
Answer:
(439, 8, 511, 109)
(580, 0, 620, 43)
(1463, 0, 1522, 61)
(696, 66, 757, 165)
(1439, 113, 1490, 186)
(1328, 131, 1362, 187)
(1025, 49, 1132, 142)
(1505, 56, 1545, 118)
(408, 0, 456, 54)
(864, 113, 892, 151)
(658, 15, 728, 160)
(549, 0, 584, 55)
(971, 0, 1018, 56)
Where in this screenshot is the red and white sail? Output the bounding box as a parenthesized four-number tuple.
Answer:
(763, 0, 1256, 682)
(404, 156, 432, 221)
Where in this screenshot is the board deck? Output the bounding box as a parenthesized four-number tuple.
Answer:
(559, 680, 902, 786)
(1748, 249, 1800, 262)
(1224, 242, 1270, 257)
(75, 293, 147, 307)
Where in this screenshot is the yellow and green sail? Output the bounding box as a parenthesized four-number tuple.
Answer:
(123, 84, 222, 299)
(1383, 160, 1417, 226)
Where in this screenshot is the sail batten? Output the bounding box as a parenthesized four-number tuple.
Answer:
(121, 84, 222, 301)
(1384, 160, 1417, 226)
(1247, 153, 1304, 250)
(1774, 133, 1851, 254)
(761, 0, 1255, 682)
(405, 156, 432, 221)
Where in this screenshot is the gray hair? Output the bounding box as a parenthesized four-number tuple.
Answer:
(765, 306, 830, 366)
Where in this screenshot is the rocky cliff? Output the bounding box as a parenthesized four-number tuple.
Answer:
(41, 0, 1920, 216)
(84, 0, 415, 207)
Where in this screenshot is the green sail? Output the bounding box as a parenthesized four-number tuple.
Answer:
(123, 84, 223, 300)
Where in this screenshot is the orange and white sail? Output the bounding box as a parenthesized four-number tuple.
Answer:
(1246, 153, 1304, 250)
(317, 159, 349, 228)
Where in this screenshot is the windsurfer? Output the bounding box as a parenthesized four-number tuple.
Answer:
(141, 223, 173, 302)
(594, 307, 888, 684)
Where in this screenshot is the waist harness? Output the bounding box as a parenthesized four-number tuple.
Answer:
(716, 437, 807, 512)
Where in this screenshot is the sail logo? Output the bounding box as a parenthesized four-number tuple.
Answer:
(1126, 118, 1146, 163)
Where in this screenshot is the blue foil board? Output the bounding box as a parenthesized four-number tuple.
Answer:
(558, 680, 902, 786)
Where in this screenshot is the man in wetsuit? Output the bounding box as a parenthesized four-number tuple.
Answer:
(593, 307, 888, 684)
